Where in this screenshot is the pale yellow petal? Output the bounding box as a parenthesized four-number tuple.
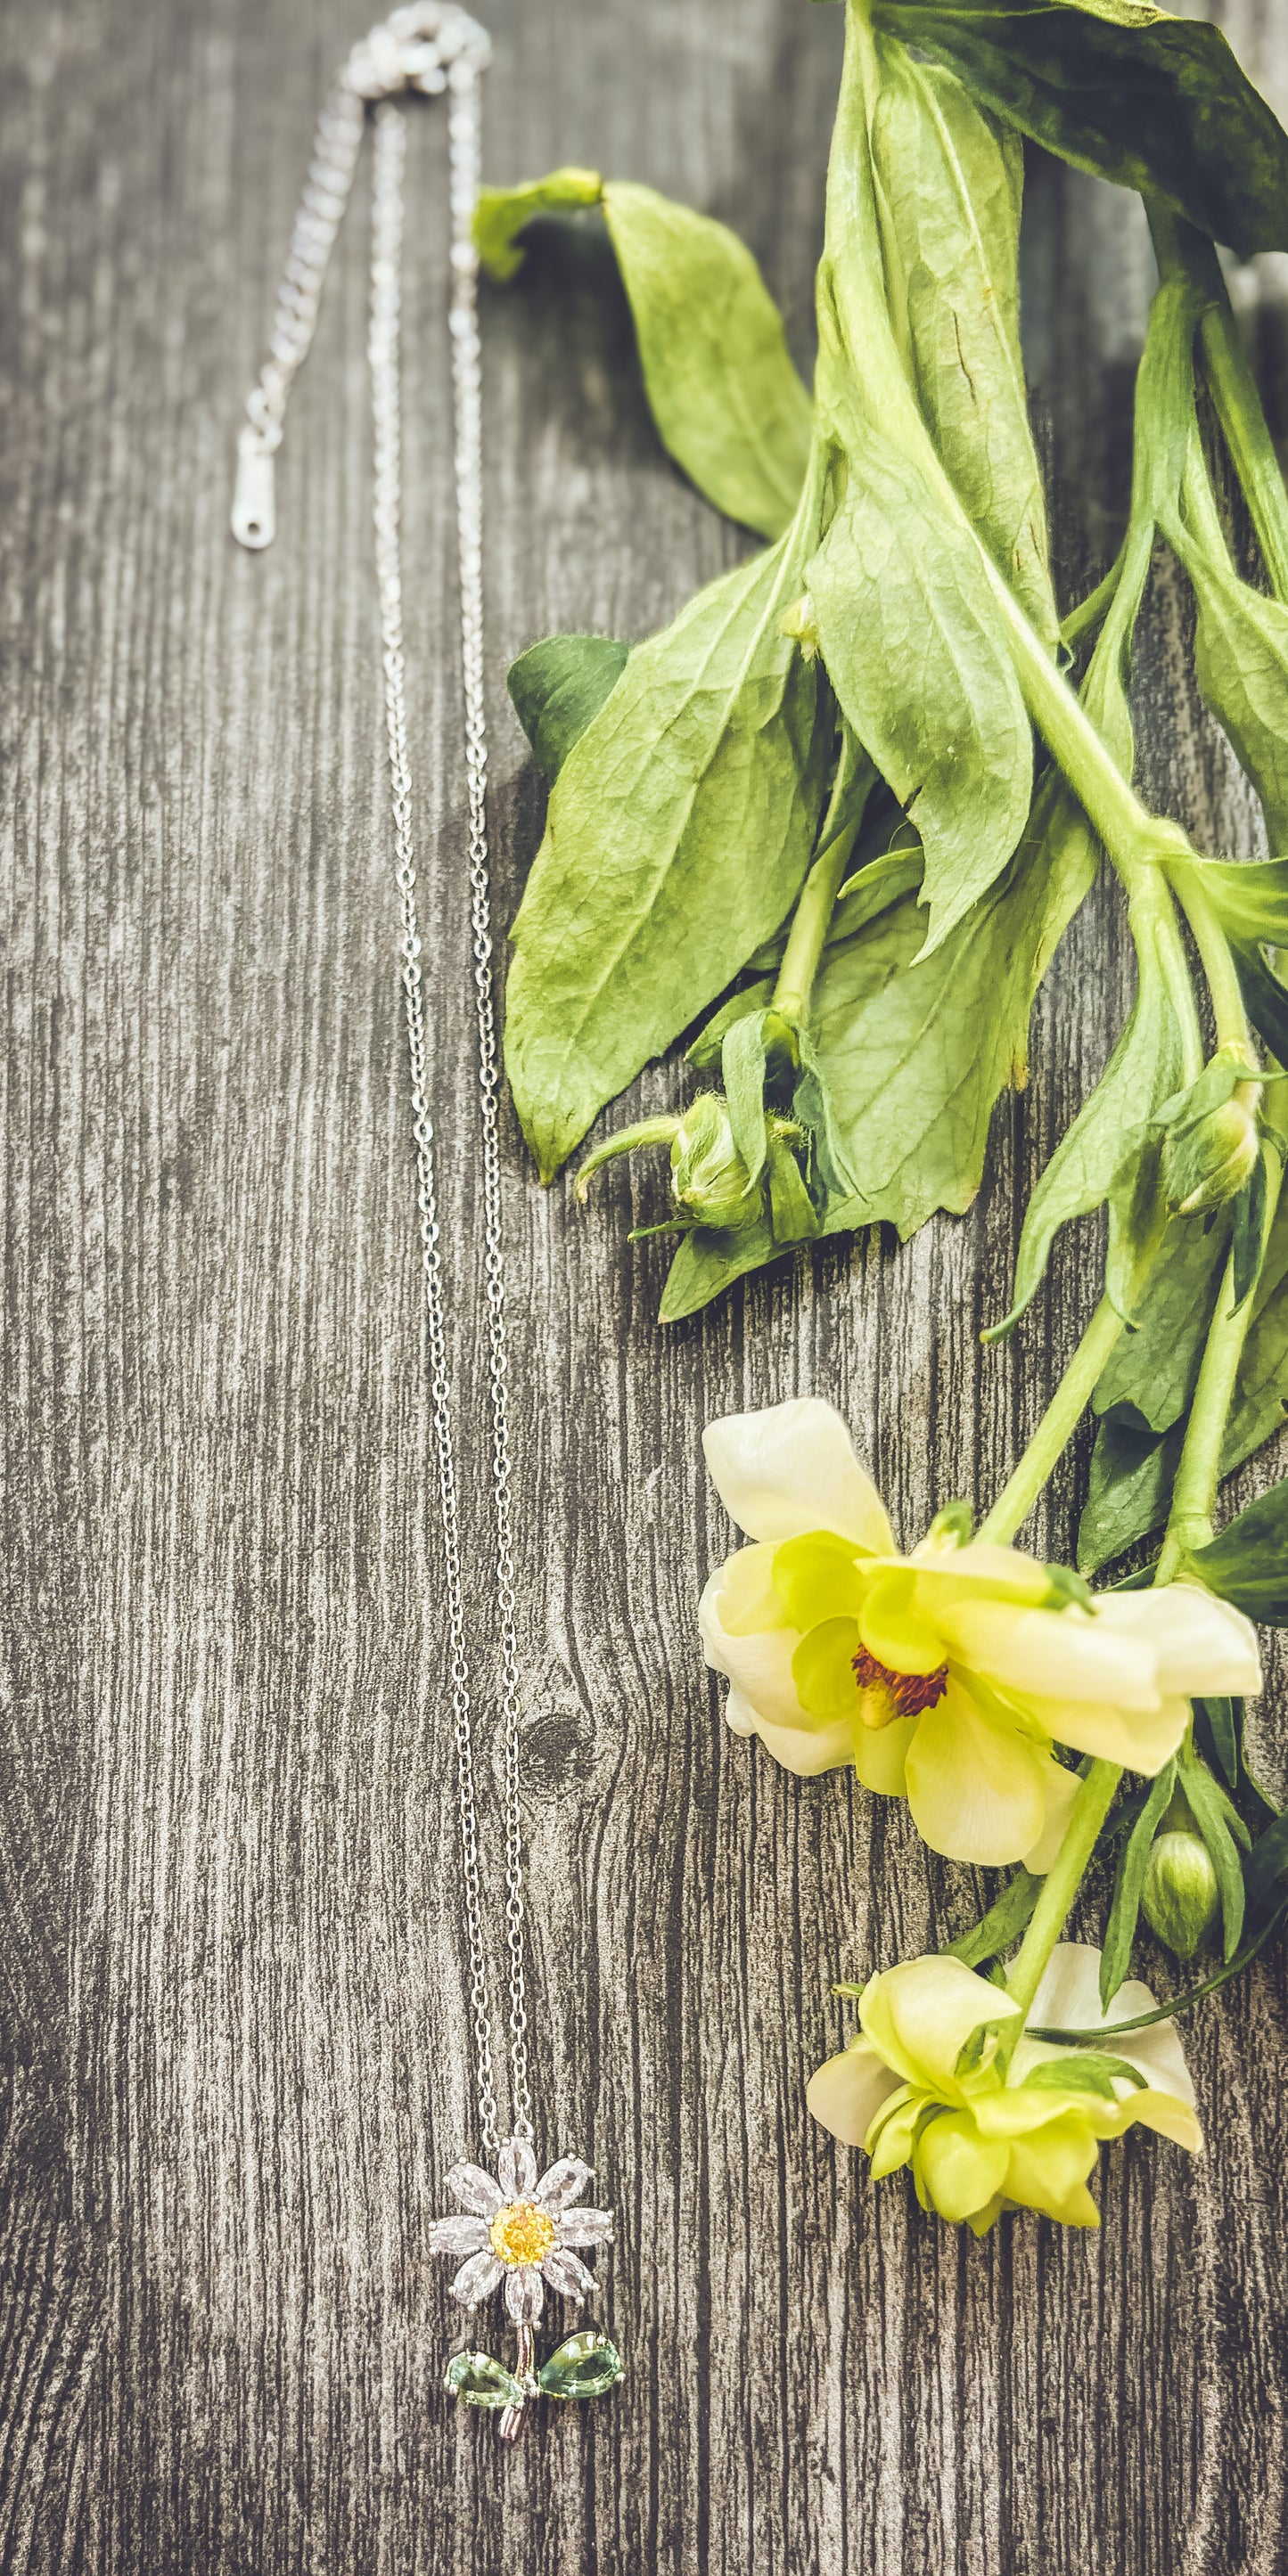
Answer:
(807, 2044, 902, 2147)
(702, 1400, 894, 1550)
(915, 2112, 1011, 2223)
(1122, 2089, 1204, 2152)
(940, 1597, 1161, 1708)
(713, 1543, 790, 1638)
(851, 1708, 918, 1797)
(858, 1955, 1019, 2092)
(1025, 1943, 1199, 2132)
(699, 1574, 808, 1728)
(1020, 1757, 1081, 1876)
(904, 1679, 1051, 1865)
(725, 1689, 859, 1776)
(1001, 2119, 1102, 2224)
(1020, 1689, 1189, 1775)
(1090, 1583, 1261, 1698)
(907, 1542, 1054, 1604)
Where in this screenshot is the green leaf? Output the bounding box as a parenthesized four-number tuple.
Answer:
(868, 0, 1288, 258)
(473, 166, 604, 282)
(1185, 856, 1288, 951)
(1243, 1808, 1288, 1923)
(1188, 1478, 1288, 1623)
(1100, 1758, 1176, 2008)
(987, 906, 1182, 1337)
(659, 1215, 778, 1323)
(1104, 1196, 1288, 1566)
(1178, 1746, 1248, 1959)
(1078, 1413, 1180, 1579)
(659, 778, 1095, 1319)
(507, 634, 631, 781)
(807, 782, 1095, 1239)
(868, 44, 1059, 650)
(943, 1866, 1041, 1965)
(1234, 940, 1288, 1064)
(600, 182, 814, 539)
(1021, 2050, 1147, 2099)
(444, 2351, 524, 2409)
(806, 413, 1033, 956)
(537, 2330, 625, 2400)
(1077, 1208, 1234, 1573)
(506, 532, 829, 1181)
(767, 1132, 821, 1242)
(1094, 1206, 1234, 1439)
(1194, 1696, 1239, 1794)
(476, 170, 813, 537)
(685, 977, 778, 1071)
(1176, 541, 1288, 846)
(1231, 1154, 1269, 1315)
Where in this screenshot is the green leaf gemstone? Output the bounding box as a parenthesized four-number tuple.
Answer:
(537, 2331, 625, 2400)
(444, 2351, 523, 2410)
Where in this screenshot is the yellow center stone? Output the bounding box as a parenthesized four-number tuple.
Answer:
(488, 2201, 556, 2268)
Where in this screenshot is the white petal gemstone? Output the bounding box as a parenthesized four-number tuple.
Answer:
(449, 2249, 505, 2308)
(428, 2215, 488, 2258)
(535, 2155, 594, 2212)
(445, 2161, 505, 2217)
(505, 2264, 545, 2324)
(555, 2207, 613, 2247)
(541, 2245, 595, 2301)
(496, 2136, 538, 2200)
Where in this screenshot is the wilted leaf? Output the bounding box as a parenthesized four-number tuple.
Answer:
(1189, 1478, 1288, 1623)
(870, 0, 1288, 258)
(869, 43, 1059, 648)
(476, 170, 814, 537)
(806, 418, 1033, 954)
(507, 634, 631, 781)
(506, 535, 829, 1181)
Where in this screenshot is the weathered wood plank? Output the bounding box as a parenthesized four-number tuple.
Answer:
(3, 1, 1288, 2570)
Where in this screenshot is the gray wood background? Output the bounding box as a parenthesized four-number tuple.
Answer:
(4, 1, 1288, 2568)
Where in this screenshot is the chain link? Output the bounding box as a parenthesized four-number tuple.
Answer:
(234, 8, 530, 2155)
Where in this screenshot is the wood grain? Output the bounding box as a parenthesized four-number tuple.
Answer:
(4, 2, 1288, 2568)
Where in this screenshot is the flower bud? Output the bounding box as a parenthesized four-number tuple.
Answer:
(1164, 1056, 1262, 1226)
(1162, 1089, 1260, 1217)
(669, 1094, 761, 1231)
(1140, 1829, 1220, 1959)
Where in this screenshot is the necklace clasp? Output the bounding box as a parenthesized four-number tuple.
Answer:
(341, 4, 491, 102)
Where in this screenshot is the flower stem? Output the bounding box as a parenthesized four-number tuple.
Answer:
(996, 1757, 1122, 2065)
(1154, 1145, 1284, 1576)
(978, 1295, 1126, 1547)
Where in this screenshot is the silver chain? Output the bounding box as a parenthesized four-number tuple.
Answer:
(234, 7, 531, 2155)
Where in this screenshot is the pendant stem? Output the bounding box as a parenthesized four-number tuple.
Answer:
(499, 2322, 537, 2441)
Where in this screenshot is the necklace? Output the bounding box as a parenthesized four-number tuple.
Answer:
(231, 4, 620, 2441)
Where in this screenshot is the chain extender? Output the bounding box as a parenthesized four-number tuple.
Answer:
(232, 6, 532, 2155)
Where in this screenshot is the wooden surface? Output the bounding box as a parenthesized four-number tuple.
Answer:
(4, 2, 1288, 2568)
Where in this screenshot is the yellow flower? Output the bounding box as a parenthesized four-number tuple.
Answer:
(807, 1945, 1201, 2232)
(699, 1399, 1260, 1868)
